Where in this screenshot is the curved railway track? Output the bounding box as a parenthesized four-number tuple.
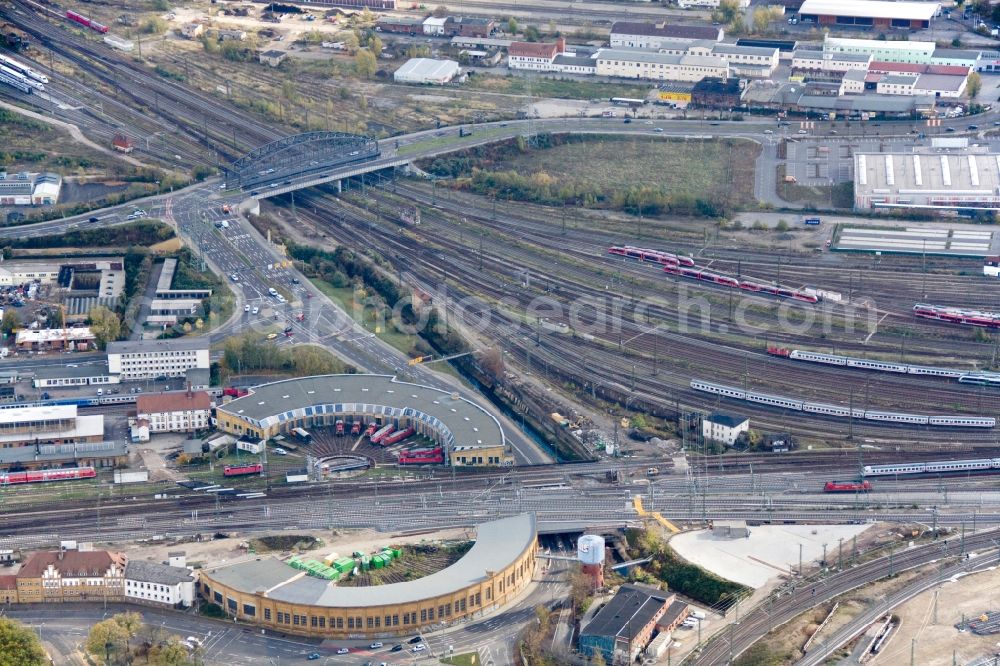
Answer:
(276, 186, 1000, 446)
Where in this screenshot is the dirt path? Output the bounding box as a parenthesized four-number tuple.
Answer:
(0, 100, 153, 168)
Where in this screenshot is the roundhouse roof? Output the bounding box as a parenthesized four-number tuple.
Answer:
(215, 374, 505, 450)
(203, 513, 535, 608)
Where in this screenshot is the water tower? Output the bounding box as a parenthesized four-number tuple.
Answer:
(577, 534, 606, 589)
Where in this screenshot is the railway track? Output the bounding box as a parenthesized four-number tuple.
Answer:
(278, 185, 999, 446)
(4, 0, 285, 159)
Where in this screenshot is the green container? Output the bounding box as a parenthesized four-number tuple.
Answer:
(393, 548, 402, 558)
(372, 556, 385, 570)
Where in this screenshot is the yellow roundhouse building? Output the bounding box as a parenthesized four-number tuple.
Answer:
(198, 514, 537, 638)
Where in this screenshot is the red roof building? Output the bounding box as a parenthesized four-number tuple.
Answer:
(508, 38, 565, 70)
(135, 390, 212, 434)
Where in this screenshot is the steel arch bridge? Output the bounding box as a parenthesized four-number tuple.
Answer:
(223, 132, 380, 190)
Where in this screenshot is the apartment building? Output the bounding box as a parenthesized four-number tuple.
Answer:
(106, 338, 210, 380)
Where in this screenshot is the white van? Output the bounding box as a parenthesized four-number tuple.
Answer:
(97, 388, 103, 396)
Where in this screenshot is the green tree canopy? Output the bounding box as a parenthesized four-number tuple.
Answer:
(88, 305, 121, 349)
(0, 309, 20, 336)
(0, 617, 46, 666)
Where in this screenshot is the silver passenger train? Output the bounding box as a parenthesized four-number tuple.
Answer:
(775, 349, 1000, 386)
(690, 379, 996, 428)
(863, 458, 1000, 477)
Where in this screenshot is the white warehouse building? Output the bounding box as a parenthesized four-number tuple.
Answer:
(393, 58, 461, 84)
(595, 50, 729, 82)
(854, 151, 1000, 211)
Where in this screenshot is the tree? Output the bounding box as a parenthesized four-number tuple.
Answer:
(712, 0, 741, 24)
(88, 305, 121, 349)
(48, 306, 65, 329)
(85, 619, 128, 665)
(370, 35, 383, 57)
(281, 79, 297, 102)
(507, 17, 518, 34)
(337, 30, 359, 53)
(0, 617, 46, 665)
(432, 5, 449, 17)
(111, 612, 142, 661)
(140, 17, 167, 35)
(524, 25, 540, 41)
(148, 638, 194, 666)
(0, 309, 19, 336)
(590, 650, 608, 666)
(752, 8, 770, 34)
(354, 48, 377, 78)
(968, 71, 982, 98)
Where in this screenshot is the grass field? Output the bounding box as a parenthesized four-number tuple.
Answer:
(0, 108, 114, 174)
(433, 135, 759, 212)
(465, 74, 652, 101)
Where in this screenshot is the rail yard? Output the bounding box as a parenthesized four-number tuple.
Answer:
(2, 0, 1000, 663)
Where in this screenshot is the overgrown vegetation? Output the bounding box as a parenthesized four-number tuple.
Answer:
(86, 611, 198, 665)
(288, 242, 468, 359)
(251, 535, 322, 552)
(420, 133, 757, 218)
(2, 220, 174, 250)
(221, 332, 354, 378)
(628, 529, 750, 608)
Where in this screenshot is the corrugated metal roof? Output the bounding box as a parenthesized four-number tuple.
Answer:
(800, 0, 939, 21)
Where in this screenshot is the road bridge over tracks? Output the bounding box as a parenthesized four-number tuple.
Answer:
(222, 131, 405, 196)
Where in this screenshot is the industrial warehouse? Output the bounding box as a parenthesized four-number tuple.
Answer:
(213, 374, 513, 467)
(797, 0, 940, 29)
(198, 514, 537, 638)
(853, 149, 1000, 211)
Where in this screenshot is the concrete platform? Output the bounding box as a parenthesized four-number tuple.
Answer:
(670, 524, 872, 588)
(834, 225, 999, 257)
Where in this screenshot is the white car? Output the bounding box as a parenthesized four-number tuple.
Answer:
(274, 448, 288, 455)
(230, 274, 239, 282)
(369, 641, 383, 649)
(244, 304, 250, 313)
(411, 644, 426, 653)
(252, 306, 259, 315)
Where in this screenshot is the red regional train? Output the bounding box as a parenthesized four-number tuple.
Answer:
(914, 303, 1000, 329)
(398, 447, 444, 465)
(66, 11, 109, 34)
(608, 246, 695, 267)
(0, 466, 96, 485)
